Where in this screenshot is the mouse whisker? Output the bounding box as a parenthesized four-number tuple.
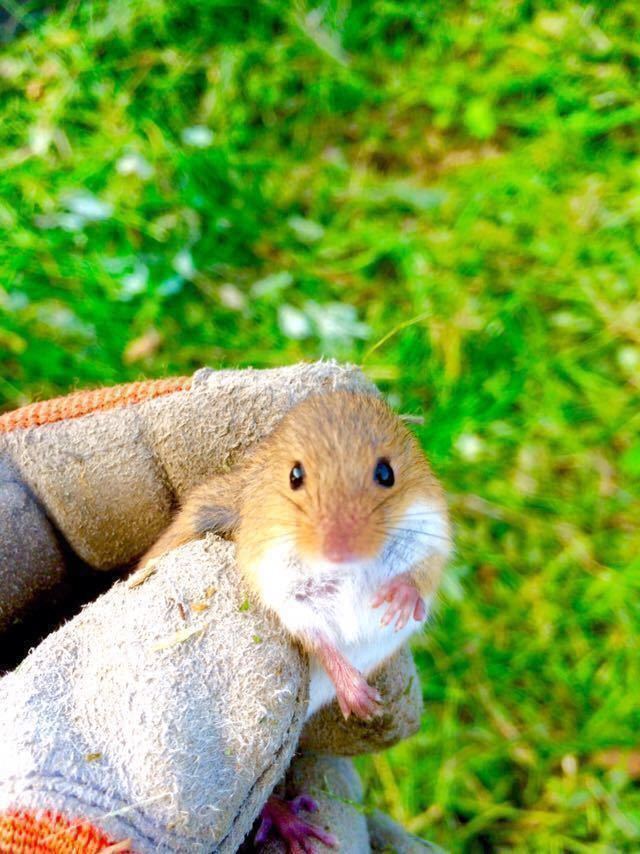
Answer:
(379, 534, 448, 565)
(249, 530, 297, 544)
(382, 521, 445, 536)
(378, 526, 451, 542)
(273, 489, 310, 518)
(384, 511, 446, 521)
(382, 521, 450, 533)
(368, 492, 397, 517)
(245, 531, 299, 550)
(390, 510, 446, 517)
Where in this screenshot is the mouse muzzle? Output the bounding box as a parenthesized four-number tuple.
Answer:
(317, 512, 382, 564)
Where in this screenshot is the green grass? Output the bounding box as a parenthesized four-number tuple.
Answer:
(1, 1, 639, 849)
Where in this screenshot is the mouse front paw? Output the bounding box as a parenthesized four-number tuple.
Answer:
(372, 573, 426, 631)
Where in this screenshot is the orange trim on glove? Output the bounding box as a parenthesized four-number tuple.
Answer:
(0, 376, 192, 433)
(0, 808, 133, 853)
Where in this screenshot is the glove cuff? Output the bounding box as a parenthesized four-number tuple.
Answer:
(0, 808, 128, 853)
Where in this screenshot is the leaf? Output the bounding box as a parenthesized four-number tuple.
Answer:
(464, 98, 497, 140)
(123, 329, 162, 364)
(151, 624, 204, 651)
(251, 271, 293, 298)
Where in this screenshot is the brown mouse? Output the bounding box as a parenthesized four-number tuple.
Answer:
(140, 390, 451, 721)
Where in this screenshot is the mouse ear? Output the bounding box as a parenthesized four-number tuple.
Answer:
(138, 471, 243, 567)
(194, 503, 240, 538)
(189, 470, 244, 539)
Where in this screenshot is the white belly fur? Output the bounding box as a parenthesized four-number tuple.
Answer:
(251, 499, 449, 719)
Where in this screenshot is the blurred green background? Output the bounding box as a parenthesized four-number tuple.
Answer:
(1, 0, 639, 849)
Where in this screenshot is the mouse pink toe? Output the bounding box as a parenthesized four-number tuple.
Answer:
(335, 670, 383, 721)
(372, 573, 425, 632)
(313, 636, 383, 721)
(256, 794, 338, 853)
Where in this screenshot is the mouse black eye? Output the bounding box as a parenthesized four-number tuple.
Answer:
(290, 462, 305, 490)
(374, 458, 394, 488)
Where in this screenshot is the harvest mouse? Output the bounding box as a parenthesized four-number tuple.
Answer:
(139, 390, 451, 850)
(141, 389, 451, 719)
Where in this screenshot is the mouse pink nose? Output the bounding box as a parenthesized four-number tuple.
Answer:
(324, 544, 352, 563)
(322, 525, 356, 563)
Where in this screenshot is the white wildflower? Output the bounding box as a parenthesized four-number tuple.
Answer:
(618, 346, 640, 373)
(278, 305, 312, 340)
(120, 263, 149, 298)
(288, 216, 324, 243)
(305, 301, 370, 345)
(116, 152, 153, 180)
(29, 126, 52, 156)
(173, 249, 196, 280)
(251, 271, 293, 298)
(455, 434, 484, 461)
(63, 190, 113, 222)
(219, 284, 246, 311)
(181, 126, 214, 147)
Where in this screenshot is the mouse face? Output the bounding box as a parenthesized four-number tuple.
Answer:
(240, 391, 448, 569)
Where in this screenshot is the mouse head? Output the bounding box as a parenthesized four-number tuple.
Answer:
(240, 391, 449, 568)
